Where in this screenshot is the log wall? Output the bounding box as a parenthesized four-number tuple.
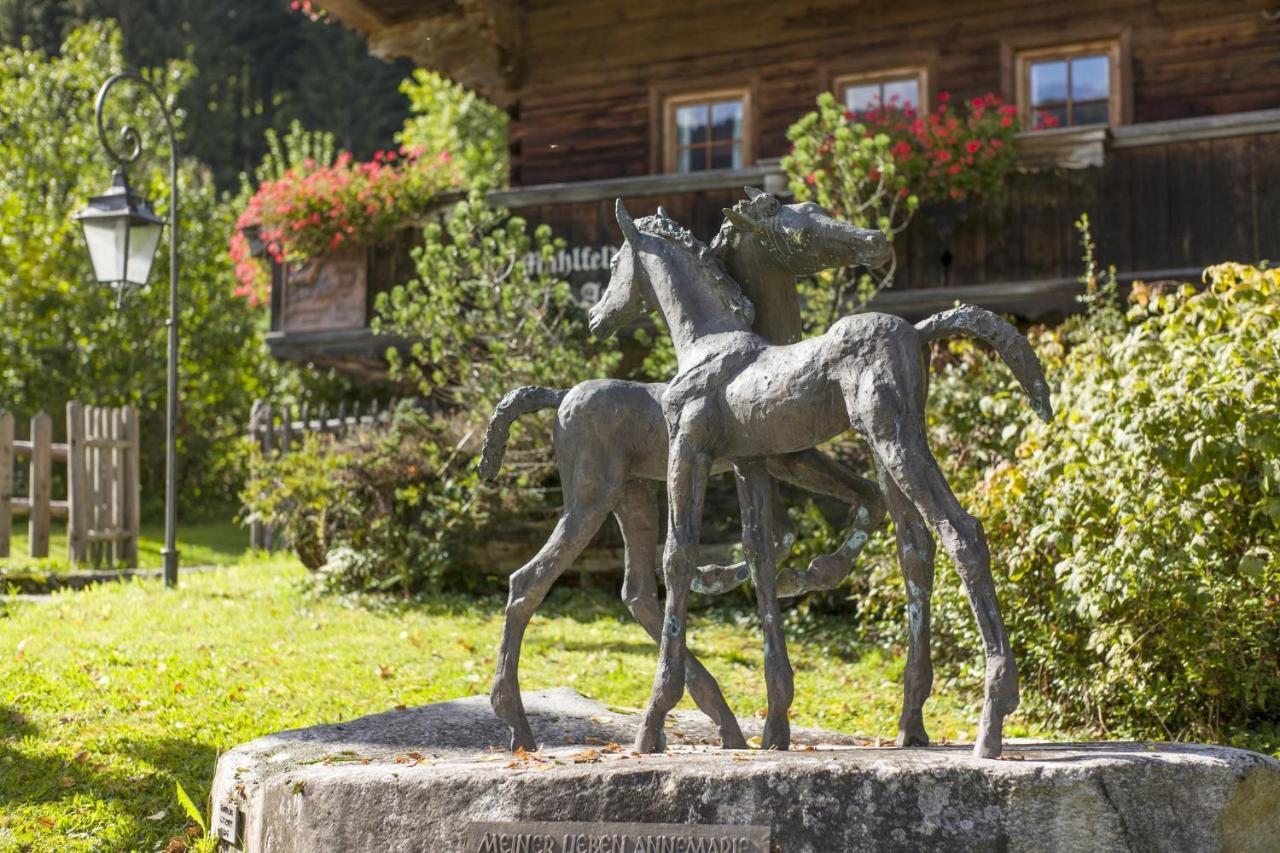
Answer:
(510, 0, 1280, 185)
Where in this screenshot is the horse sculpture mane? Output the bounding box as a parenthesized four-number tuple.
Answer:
(709, 192, 782, 259)
(635, 210, 755, 326)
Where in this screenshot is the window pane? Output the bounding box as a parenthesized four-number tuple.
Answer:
(1072, 99, 1109, 125)
(1035, 105, 1067, 129)
(676, 105, 706, 146)
(1071, 54, 1110, 102)
(676, 146, 694, 173)
(709, 142, 742, 171)
(882, 78, 919, 111)
(710, 100, 743, 141)
(844, 83, 881, 114)
(1030, 60, 1068, 107)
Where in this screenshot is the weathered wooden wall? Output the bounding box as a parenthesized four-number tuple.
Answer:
(896, 130, 1280, 294)
(511, 0, 1280, 185)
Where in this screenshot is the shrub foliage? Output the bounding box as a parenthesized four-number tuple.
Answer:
(244, 198, 615, 592)
(852, 262, 1280, 740)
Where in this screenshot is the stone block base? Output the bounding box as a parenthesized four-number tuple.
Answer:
(211, 689, 1280, 852)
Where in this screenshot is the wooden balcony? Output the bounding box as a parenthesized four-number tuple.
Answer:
(266, 108, 1280, 372)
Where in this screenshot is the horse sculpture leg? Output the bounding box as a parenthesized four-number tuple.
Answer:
(614, 480, 748, 749)
(855, 384, 1017, 759)
(734, 458, 794, 750)
(491, 455, 623, 751)
(877, 471, 937, 747)
(635, 432, 710, 753)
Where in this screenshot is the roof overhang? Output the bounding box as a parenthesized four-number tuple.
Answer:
(320, 0, 523, 103)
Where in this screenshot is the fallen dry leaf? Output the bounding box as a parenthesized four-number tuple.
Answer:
(568, 748, 600, 764)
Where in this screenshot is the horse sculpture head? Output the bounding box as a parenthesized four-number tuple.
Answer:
(591, 199, 754, 341)
(589, 201, 651, 339)
(711, 186, 892, 275)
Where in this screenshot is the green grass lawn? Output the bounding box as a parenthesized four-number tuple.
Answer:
(0, 556, 1071, 852)
(0, 519, 249, 576)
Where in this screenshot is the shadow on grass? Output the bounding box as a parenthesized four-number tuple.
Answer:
(0, 721, 218, 848)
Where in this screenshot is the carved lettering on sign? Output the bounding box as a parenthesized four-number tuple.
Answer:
(523, 245, 618, 306)
(465, 822, 769, 853)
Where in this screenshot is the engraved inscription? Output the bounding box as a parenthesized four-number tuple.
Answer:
(215, 801, 244, 849)
(465, 822, 769, 853)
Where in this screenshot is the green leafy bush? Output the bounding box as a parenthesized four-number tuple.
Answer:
(851, 262, 1280, 741)
(244, 199, 614, 593)
(241, 403, 490, 594)
(397, 69, 508, 191)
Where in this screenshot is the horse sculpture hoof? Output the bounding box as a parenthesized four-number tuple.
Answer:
(761, 717, 790, 751)
(895, 726, 930, 748)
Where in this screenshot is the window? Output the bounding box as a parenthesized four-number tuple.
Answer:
(1017, 42, 1120, 129)
(834, 68, 928, 116)
(664, 91, 749, 173)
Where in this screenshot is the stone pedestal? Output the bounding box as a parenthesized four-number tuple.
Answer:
(211, 689, 1280, 853)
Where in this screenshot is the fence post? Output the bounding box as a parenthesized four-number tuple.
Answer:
(0, 412, 12, 559)
(28, 411, 51, 559)
(67, 403, 88, 567)
(123, 405, 140, 567)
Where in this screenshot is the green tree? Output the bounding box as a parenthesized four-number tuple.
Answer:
(0, 21, 272, 514)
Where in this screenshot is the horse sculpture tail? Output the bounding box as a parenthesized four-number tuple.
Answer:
(478, 386, 570, 481)
(916, 304, 1054, 423)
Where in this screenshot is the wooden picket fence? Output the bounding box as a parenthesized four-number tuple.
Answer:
(0, 403, 141, 568)
(247, 398, 398, 550)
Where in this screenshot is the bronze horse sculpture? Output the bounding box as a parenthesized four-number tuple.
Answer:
(484, 191, 891, 753)
(485, 192, 1051, 756)
(589, 201, 1051, 758)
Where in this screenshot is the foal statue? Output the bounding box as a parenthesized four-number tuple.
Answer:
(589, 201, 1051, 758)
(485, 191, 892, 752)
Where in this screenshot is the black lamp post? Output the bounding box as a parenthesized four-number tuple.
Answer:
(74, 72, 181, 588)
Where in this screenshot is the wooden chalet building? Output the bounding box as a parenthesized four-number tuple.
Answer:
(268, 0, 1280, 369)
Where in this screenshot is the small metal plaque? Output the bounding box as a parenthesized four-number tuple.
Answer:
(215, 801, 245, 850)
(466, 821, 769, 853)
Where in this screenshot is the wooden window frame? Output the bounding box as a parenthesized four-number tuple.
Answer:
(1014, 39, 1126, 129)
(832, 66, 931, 116)
(660, 87, 754, 174)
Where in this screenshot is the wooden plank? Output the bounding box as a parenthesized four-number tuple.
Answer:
(1131, 145, 1172, 271)
(10, 440, 69, 462)
(10, 499, 68, 520)
(0, 412, 11, 559)
(28, 411, 51, 559)
(110, 408, 124, 566)
(123, 406, 140, 567)
(95, 406, 108, 567)
(1252, 133, 1280, 263)
(66, 402, 87, 567)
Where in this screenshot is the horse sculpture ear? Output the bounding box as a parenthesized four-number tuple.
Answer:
(615, 198, 641, 244)
(723, 208, 759, 233)
(743, 186, 766, 200)
(656, 205, 670, 218)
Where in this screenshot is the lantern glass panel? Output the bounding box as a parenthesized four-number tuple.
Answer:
(126, 221, 162, 285)
(81, 215, 129, 284)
